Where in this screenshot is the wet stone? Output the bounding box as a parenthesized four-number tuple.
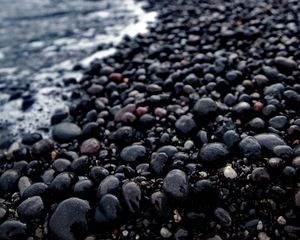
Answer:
(214, 207, 232, 227)
(49, 197, 91, 240)
(120, 145, 146, 162)
(122, 181, 141, 213)
(94, 194, 122, 224)
(17, 196, 44, 221)
(175, 115, 197, 135)
(162, 169, 189, 203)
(0, 170, 20, 196)
(52, 122, 82, 143)
(80, 138, 101, 155)
(251, 167, 270, 183)
(22, 182, 48, 200)
(269, 116, 288, 129)
(199, 143, 229, 168)
(193, 97, 218, 120)
(53, 158, 71, 172)
(0, 220, 27, 240)
(239, 136, 262, 160)
(254, 133, 286, 152)
(97, 175, 120, 199)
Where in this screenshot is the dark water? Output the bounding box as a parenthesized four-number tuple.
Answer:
(0, 0, 156, 143)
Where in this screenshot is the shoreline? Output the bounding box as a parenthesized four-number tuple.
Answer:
(1, 0, 300, 239)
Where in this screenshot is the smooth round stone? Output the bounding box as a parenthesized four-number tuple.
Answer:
(232, 102, 251, 115)
(157, 145, 178, 158)
(273, 145, 294, 160)
(41, 169, 55, 185)
(22, 182, 48, 200)
(251, 167, 270, 183)
(239, 136, 262, 160)
(162, 169, 189, 203)
(17, 196, 44, 220)
(22, 133, 42, 145)
(254, 133, 286, 152)
(199, 143, 229, 168)
(0, 220, 27, 240)
(193, 97, 218, 119)
(248, 117, 265, 132)
(223, 165, 237, 179)
(18, 176, 31, 197)
(0, 170, 20, 196)
(89, 166, 109, 184)
(94, 194, 122, 224)
(223, 130, 240, 150)
(122, 181, 141, 213)
(292, 157, 300, 168)
(150, 152, 169, 176)
(175, 115, 197, 134)
(120, 145, 146, 162)
(160, 227, 172, 238)
(80, 138, 101, 155)
(49, 198, 91, 240)
(49, 172, 75, 197)
(31, 139, 54, 158)
(110, 126, 140, 146)
(269, 116, 288, 129)
(71, 156, 89, 175)
(97, 175, 120, 199)
(52, 122, 82, 143)
(214, 207, 232, 227)
(53, 159, 71, 172)
(150, 191, 172, 218)
(73, 180, 94, 199)
(274, 56, 297, 72)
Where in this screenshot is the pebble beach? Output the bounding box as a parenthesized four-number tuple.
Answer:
(0, 0, 300, 239)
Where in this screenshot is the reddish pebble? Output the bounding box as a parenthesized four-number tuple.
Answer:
(154, 107, 167, 118)
(80, 138, 101, 155)
(109, 73, 123, 82)
(136, 106, 148, 116)
(253, 101, 264, 112)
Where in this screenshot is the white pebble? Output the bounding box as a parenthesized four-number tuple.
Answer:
(160, 227, 172, 238)
(257, 220, 263, 231)
(258, 232, 270, 240)
(277, 216, 286, 225)
(224, 165, 237, 179)
(184, 140, 194, 150)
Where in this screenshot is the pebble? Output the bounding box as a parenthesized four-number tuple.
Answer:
(251, 167, 270, 183)
(53, 158, 71, 172)
(184, 140, 194, 150)
(122, 181, 141, 213)
(22, 133, 42, 145)
(214, 207, 232, 227)
(120, 145, 146, 162)
(160, 227, 172, 238)
(162, 169, 189, 203)
(254, 133, 286, 152)
(223, 165, 237, 179)
(150, 152, 168, 176)
(0, 170, 20, 196)
(239, 136, 262, 160)
(97, 175, 120, 199)
(49, 198, 91, 240)
(175, 115, 197, 134)
(94, 194, 122, 224)
(0, 220, 27, 240)
(18, 176, 31, 196)
(52, 122, 82, 143)
(274, 56, 297, 72)
(193, 97, 218, 119)
(199, 143, 229, 168)
(22, 182, 48, 200)
(150, 191, 172, 219)
(277, 216, 286, 225)
(17, 196, 44, 220)
(31, 139, 54, 158)
(269, 116, 288, 130)
(80, 138, 101, 155)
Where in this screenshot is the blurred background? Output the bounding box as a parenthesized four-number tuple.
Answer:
(0, 0, 156, 147)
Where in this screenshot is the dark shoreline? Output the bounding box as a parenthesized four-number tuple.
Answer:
(1, 0, 300, 239)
